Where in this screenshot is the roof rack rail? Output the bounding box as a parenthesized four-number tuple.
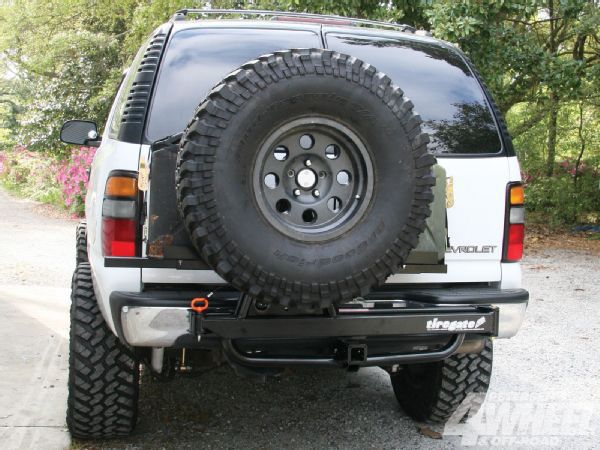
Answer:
(171, 8, 418, 33)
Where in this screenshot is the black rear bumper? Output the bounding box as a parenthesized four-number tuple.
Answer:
(194, 305, 499, 339)
(110, 286, 528, 367)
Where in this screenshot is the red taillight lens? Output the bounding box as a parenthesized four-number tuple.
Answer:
(102, 218, 137, 256)
(102, 172, 138, 257)
(503, 183, 525, 262)
(506, 223, 524, 261)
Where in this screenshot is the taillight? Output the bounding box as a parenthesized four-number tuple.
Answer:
(102, 172, 139, 257)
(503, 183, 524, 262)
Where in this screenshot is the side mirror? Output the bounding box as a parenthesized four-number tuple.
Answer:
(60, 120, 101, 147)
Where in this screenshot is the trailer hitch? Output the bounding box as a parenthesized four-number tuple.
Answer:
(221, 334, 465, 368)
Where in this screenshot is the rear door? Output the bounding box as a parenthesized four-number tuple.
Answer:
(323, 28, 509, 283)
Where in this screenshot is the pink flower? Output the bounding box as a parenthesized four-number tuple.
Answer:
(56, 146, 96, 210)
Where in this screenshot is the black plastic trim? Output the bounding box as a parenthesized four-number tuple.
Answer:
(117, 23, 172, 144)
(104, 256, 444, 273)
(105, 257, 210, 269)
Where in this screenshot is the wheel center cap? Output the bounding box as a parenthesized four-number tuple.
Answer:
(297, 168, 317, 189)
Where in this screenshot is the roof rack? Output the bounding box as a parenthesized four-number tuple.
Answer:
(171, 9, 418, 34)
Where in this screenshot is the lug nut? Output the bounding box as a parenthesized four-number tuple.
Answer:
(313, 189, 320, 198)
(293, 189, 301, 197)
(305, 159, 312, 167)
(255, 301, 269, 311)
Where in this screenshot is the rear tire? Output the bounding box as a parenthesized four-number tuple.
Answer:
(75, 221, 88, 265)
(67, 263, 139, 439)
(390, 339, 492, 423)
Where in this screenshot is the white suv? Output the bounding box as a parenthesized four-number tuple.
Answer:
(60, 10, 528, 439)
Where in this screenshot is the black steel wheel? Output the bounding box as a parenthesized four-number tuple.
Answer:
(253, 117, 374, 241)
(177, 48, 435, 309)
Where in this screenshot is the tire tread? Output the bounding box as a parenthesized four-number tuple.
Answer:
(391, 339, 493, 423)
(67, 263, 139, 439)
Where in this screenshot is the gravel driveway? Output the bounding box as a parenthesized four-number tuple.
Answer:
(0, 188, 598, 449)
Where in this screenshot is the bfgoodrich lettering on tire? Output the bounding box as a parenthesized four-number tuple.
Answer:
(67, 263, 139, 438)
(177, 48, 435, 308)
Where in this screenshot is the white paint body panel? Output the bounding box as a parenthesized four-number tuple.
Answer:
(390, 156, 510, 283)
(86, 137, 142, 333)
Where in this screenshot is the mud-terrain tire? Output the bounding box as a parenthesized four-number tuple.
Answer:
(67, 263, 139, 438)
(75, 221, 88, 265)
(390, 339, 493, 423)
(177, 48, 435, 309)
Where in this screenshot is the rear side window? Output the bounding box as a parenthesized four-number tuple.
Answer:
(146, 28, 321, 142)
(325, 33, 502, 156)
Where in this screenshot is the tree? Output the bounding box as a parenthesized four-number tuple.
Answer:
(427, 0, 599, 176)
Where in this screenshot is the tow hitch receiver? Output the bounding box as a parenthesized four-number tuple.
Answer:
(346, 343, 368, 365)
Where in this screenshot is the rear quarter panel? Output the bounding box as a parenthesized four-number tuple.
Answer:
(86, 137, 141, 332)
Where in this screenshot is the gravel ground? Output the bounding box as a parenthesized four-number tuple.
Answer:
(0, 188, 598, 449)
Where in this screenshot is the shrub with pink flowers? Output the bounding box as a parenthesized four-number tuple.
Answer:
(0, 151, 7, 176)
(55, 146, 96, 214)
(0, 145, 96, 216)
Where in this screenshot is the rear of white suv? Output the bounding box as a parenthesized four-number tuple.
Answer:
(60, 11, 527, 440)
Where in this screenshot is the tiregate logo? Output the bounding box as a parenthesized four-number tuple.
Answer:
(443, 392, 599, 447)
(426, 316, 486, 332)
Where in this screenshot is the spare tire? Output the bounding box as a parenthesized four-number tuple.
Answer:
(177, 48, 435, 309)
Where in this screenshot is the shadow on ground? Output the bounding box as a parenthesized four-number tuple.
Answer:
(77, 364, 444, 449)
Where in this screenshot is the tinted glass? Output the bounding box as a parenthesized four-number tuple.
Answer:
(146, 28, 321, 141)
(325, 33, 502, 155)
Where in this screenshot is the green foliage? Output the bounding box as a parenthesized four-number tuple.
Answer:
(427, 0, 599, 179)
(0, 147, 62, 206)
(427, 0, 599, 110)
(525, 172, 600, 227)
(0, 0, 597, 227)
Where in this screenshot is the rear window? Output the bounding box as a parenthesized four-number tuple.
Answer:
(325, 33, 502, 156)
(146, 28, 322, 142)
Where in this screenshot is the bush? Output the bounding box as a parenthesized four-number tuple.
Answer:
(56, 146, 96, 215)
(0, 146, 63, 205)
(524, 161, 600, 228)
(0, 145, 96, 216)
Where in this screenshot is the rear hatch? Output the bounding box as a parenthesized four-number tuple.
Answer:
(142, 23, 512, 285)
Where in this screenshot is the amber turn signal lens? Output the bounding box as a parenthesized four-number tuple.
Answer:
(105, 176, 138, 198)
(510, 185, 524, 205)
